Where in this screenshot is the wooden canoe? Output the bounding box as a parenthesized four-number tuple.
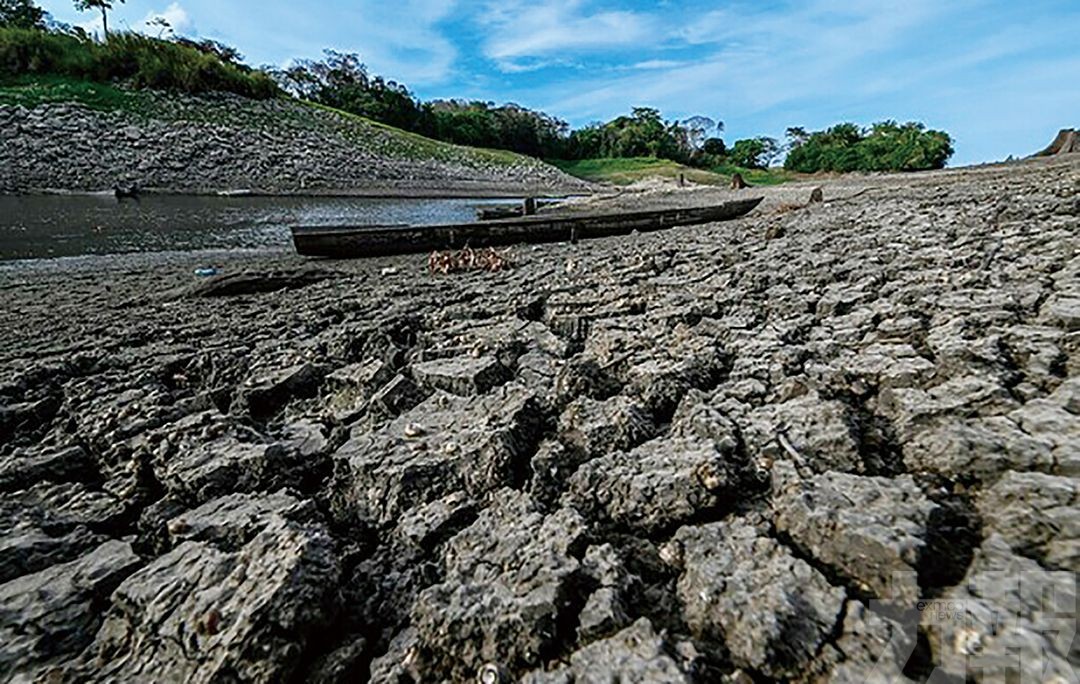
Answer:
(291, 197, 763, 258)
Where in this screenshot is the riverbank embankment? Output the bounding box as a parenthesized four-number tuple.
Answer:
(0, 88, 589, 196)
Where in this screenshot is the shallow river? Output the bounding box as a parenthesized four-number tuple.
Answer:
(0, 194, 522, 262)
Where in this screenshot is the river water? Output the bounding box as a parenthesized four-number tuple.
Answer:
(0, 194, 522, 262)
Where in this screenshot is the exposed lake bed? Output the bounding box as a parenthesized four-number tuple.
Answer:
(1, 156, 1078, 682)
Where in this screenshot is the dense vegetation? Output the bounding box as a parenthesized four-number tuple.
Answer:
(0, 0, 44, 29)
(0, 15, 278, 98)
(274, 52, 568, 159)
(0, 0, 954, 178)
(784, 122, 954, 173)
(274, 53, 738, 165)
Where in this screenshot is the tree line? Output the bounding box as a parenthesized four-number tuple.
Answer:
(272, 51, 760, 165)
(270, 51, 955, 171)
(1, 0, 954, 172)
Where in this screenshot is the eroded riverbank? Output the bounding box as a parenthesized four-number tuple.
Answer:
(1, 156, 1078, 682)
(0, 94, 589, 196)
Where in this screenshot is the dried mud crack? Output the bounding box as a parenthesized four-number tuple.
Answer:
(1, 156, 1078, 682)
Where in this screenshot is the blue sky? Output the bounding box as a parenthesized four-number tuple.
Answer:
(39, 0, 1080, 165)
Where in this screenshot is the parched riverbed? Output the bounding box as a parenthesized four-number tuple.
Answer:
(0, 157, 1078, 682)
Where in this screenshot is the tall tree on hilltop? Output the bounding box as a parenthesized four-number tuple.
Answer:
(682, 116, 722, 150)
(73, 0, 124, 39)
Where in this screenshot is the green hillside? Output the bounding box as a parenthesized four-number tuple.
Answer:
(549, 157, 791, 186)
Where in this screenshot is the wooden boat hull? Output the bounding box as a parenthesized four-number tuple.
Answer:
(291, 197, 763, 258)
(476, 205, 524, 220)
(476, 198, 565, 220)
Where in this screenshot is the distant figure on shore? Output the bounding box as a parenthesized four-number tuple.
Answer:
(731, 173, 748, 190)
(114, 183, 140, 201)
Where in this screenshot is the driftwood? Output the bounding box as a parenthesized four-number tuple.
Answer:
(113, 183, 140, 200)
(183, 268, 335, 298)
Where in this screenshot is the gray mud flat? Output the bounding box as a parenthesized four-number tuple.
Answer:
(1, 156, 1078, 682)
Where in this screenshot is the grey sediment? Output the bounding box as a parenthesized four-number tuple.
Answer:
(0, 154, 1077, 682)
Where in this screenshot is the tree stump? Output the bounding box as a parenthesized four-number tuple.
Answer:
(809, 187, 824, 203)
(731, 173, 748, 190)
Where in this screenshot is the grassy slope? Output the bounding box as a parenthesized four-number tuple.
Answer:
(548, 156, 791, 186)
(0, 75, 531, 168)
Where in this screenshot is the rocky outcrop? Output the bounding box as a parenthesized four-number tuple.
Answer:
(1034, 128, 1080, 156)
(0, 156, 1078, 681)
(0, 94, 588, 194)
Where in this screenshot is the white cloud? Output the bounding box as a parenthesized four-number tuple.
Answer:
(626, 59, 686, 71)
(538, 0, 960, 119)
(74, 2, 191, 39)
(515, 0, 1078, 164)
(217, 0, 459, 85)
(478, 0, 656, 71)
(138, 3, 192, 37)
(302, 0, 459, 85)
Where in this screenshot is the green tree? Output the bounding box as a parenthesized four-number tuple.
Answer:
(702, 137, 726, 156)
(681, 115, 722, 150)
(563, 107, 695, 162)
(785, 126, 809, 148)
(0, 0, 45, 28)
(73, 0, 124, 39)
(784, 121, 952, 173)
(729, 138, 767, 169)
(757, 137, 782, 167)
(174, 38, 246, 67)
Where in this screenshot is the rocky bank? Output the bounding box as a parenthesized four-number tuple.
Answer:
(0, 91, 587, 195)
(0, 156, 1078, 682)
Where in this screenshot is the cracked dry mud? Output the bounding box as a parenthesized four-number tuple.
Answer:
(1, 156, 1078, 682)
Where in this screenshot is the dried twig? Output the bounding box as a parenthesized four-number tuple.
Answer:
(777, 429, 807, 468)
(428, 246, 514, 275)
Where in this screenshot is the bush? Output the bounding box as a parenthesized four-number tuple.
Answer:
(0, 27, 100, 78)
(785, 121, 953, 173)
(100, 33, 277, 98)
(0, 27, 278, 98)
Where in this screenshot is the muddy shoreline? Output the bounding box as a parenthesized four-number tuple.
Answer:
(1, 156, 1078, 682)
(13, 184, 590, 199)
